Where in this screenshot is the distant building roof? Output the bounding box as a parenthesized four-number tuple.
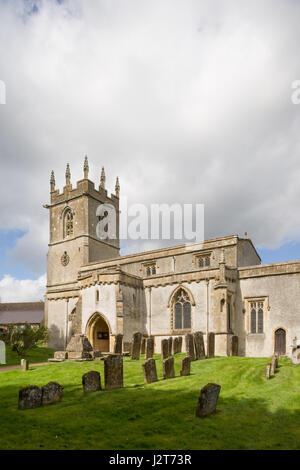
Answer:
(0, 302, 44, 325)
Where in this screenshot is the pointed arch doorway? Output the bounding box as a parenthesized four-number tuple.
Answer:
(86, 313, 111, 352)
(274, 328, 286, 356)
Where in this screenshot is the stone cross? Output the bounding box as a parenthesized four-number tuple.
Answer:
(0, 340, 6, 364)
(161, 339, 169, 360)
(180, 356, 191, 376)
(114, 334, 123, 354)
(104, 355, 123, 390)
(168, 337, 173, 356)
(266, 363, 271, 379)
(195, 383, 221, 418)
(194, 331, 206, 360)
(142, 358, 158, 384)
(185, 333, 195, 361)
(82, 371, 102, 393)
(207, 332, 215, 358)
(146, 337, 154, 359)
(131, 332, 142, 360)
(230, 335, 238, 356)
(163, 357, 175, 379)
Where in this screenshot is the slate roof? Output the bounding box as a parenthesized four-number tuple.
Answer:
(0, 302, 44, 325)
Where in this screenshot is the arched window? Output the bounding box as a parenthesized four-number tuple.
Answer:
(251, 308, 256, 333)
(174, 289, 191, 330)
(64, 209, 73, 238)
(258, 308, 263, 333)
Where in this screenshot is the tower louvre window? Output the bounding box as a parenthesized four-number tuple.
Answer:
(64, 209, 73, 238)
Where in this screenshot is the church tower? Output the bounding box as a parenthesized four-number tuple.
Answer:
(45, 157, 120, 289)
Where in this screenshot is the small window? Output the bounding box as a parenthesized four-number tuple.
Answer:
(251, 308, 256, 333)
(145, 263, 156, 277)
(205, 257, 210, 266)
(199, 258, 204, 268)
(197, 254, 211, 269)
(146, 267, 151, 276)
(152, 266, 156, 275)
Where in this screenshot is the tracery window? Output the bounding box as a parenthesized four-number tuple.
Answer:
(144, 263, 156, 277)
(249, 301, 264, 334)
(64, 209, 73, 237)
(174, 289, 191, 330)
(197, 255, 211, 268)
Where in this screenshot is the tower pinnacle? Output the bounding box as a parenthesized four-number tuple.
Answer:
(65, 163, 71, 185)
(84, 155, 89, 179)
(115, 176, 120, 198)
(100, 167, 106, 190)
(50, 170, 55, 192)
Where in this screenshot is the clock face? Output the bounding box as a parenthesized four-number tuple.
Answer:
(61, 251, 70, 266)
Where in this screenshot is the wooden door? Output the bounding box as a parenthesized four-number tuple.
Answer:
(275, 328, 286, 355)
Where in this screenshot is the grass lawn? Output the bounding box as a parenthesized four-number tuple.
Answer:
(0, 355, 300, 450)
(0, 345, 54, 367)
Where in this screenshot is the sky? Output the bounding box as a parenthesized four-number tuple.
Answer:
(0, 0, 300, 301)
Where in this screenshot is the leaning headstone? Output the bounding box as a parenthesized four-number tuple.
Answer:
(185, 333, 195, 361)
(114, 334, 123, 354)
(161, 339, 169, 360)
(82, 371, 101, 393)
(142, 358, 158, 384)
(168, 337, 173, 356)
(104, 355, 123, 390)
(266, 363, 271, 379)
(131, 332, 142, 360)
(21, 359, 29, 371)
(194, 332, 206, 360)
(195, 383, 221, 418)
(172, 337, 179, 355)
(274, 353, 279, 369)
(271, 356, 277, 375)
(207, 332, 215, 358)
(230, 336, 238, 356)
(146, 337, 154, 359)
(19, 385, 42, 410)
(163, 357, 175, 379)
(42, 382, 63, 405)
(141, 338, 146, 355)
(178, 336, 183, 352)
(180, 356, 191, 376)
(0, 340, 6, 364)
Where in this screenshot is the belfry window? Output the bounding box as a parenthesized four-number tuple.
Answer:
(144, 263, 157, 277)
(197, 254, 211, 269)
(174, 289, 191, 330)
(64, 209, 73, 237)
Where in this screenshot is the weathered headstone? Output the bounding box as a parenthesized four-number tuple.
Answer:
(271, 355, 277, 374)
(66, 334, 93, 360)
(163, 357, 175, 379)
(131, 332, 142, 360)
(207, 332, 215, 358)
(82, 371, 101, 393)
(195, 383, 221, 418)
(194, 332, 206, 360)
(185, 333, 195, 361)
(104, 355, 123, 390)
(0, 340, 6, 364)
(230, 335, 238, 356)
(161, 339, 169, 360)
(114, 334, 123, 354)
(54, 351, 68, 360)
(42, 382, 63, 405)
(18, 385, 42, 410)
(266, 363, 271, 379)
(141, 338, 146, 355)
(178, 336, 183, 353)
(21, 359, 29, 371)
(146, 337, 154, 359)
(274, 353, 279, 369)
(142, 358, 158, 384)
(172, 337, 179, 355)
(168, 337, 173, 356)
(180, 356, 191, 376)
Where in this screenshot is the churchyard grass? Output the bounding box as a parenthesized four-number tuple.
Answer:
(0, 345, 54, 367)
(0, 355, 300, 449)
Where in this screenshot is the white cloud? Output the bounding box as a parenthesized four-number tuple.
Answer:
(0, 273, 46, 302)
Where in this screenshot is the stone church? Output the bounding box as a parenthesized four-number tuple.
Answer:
(45, 158, 300, 358)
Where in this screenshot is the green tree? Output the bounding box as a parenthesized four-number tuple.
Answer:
(0, 323, 48, 357)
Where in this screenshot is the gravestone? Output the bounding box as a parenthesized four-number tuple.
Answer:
(142, 358, 158, 384)
(207, 332, 215, 358)
(180, 356, 191, 376)
(194, 332, 206, 360)
(21, 359, 29, 371)
(54, 351, 68, 360)
(161, 339, 169, 360)
(82, 371, 101, 393)
(172, 337, 179, 355)
(178, 336, 183, 353)
(131, 332, 142, 360)
(0, 340, 6, 364)
(168, 337, 173, 356)
(266, 363, 271, 379)
(114, 334, 123, 354)
(271, 355, 277, 375)
(195, 383, 221, 418)
(274, 353, 279, 369)
(230, 336, 238, 356)
(19, 386, 42, 410)
(104, 355, 123, 390)
(42, 382, 63, 405)
(146, 337, 154, 359)
(185, 333, 195, 361)
(163, 357, 175, 379)
(141, 338, 146, 355)
(66, 334, 93, 360)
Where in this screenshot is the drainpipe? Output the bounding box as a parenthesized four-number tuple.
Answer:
(65, 298, 69, 349)
(206, 279, 209, 336)
(149, 287, 152, 336)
